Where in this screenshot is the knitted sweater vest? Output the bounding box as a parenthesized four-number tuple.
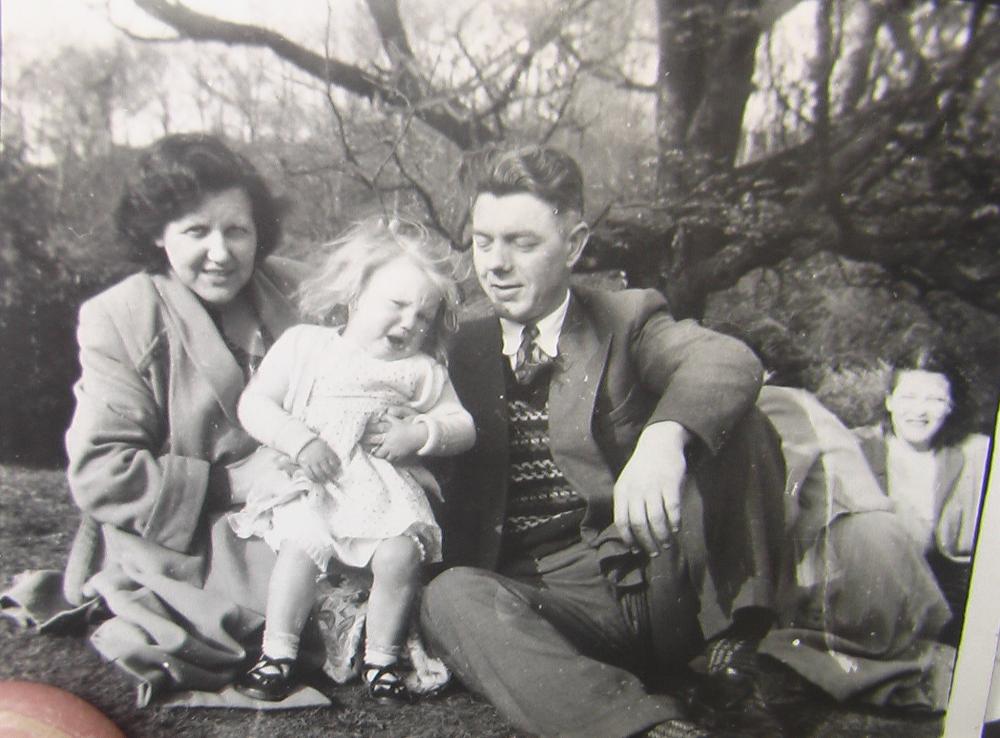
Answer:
(500, 361, 587, 558)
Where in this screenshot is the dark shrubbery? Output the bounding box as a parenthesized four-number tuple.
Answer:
(0, 146, 131, 466)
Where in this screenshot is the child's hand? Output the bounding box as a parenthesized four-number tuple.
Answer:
(296, 439, 341, 483)
(371, 414, 428, 462)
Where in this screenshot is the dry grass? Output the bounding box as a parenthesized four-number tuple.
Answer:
(0, 464, 943, 737)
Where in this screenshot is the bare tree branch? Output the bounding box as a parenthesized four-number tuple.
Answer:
(131, 0, 493, 148)
(371, 110, 417, 185)
(557, 34, 656, 93)
(390, 149, 452, 242)
(540, 72, 581, 143)
(454, 29, 503, 135)
(848, 2, 991, 197)
(478, 2, 596, 120)
(133, 0, 375, 94)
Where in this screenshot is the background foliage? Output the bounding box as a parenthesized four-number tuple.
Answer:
(2, 0, 998, 465)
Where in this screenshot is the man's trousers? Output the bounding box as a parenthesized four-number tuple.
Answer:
(420, 541, 693, 738)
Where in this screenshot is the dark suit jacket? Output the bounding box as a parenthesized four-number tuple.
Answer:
(440, 286, 785, 646)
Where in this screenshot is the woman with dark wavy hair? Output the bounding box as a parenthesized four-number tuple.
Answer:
(854, 344, 990, 644)
(752, 341, 990, 715)
(5, 133, 308, 704)
(701, 325, 953, 711)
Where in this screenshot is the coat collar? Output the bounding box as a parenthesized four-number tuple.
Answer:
(860, 425, 966, 519)
(151, 268, 298, 423)
(251, 266, 300, 341)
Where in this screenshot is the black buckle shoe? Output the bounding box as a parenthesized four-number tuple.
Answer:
(235, 655, 297, 701)
(363, 662, 413, 707)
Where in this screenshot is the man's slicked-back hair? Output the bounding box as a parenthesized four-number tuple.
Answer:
(459, 144, 585, 216)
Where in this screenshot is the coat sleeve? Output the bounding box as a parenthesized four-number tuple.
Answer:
(236, 325, 318, 461)
(936, 433, 991, 561)
(630, 291, 763, 455)
(413, 363, 477, 457)
(65, 297, 210, 552)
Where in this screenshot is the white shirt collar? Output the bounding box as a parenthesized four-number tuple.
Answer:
(499, 291, 571, 366)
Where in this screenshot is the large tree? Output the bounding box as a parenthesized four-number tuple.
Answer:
(124, 0, 1000, 322)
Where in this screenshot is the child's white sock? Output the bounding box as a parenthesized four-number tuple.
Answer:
(261, 630, 300, 661)
(364, 641, 402, 668)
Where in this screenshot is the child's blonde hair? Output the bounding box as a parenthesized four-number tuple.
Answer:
(298, 216, 461, 365)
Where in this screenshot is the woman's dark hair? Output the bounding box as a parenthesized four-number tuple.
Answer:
(885, 343, 973, 448)
(114, 133, 285, 270)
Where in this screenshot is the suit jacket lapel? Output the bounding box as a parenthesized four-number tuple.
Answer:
(548, 292, 617, 515)
(152, 272, 246, 423)
(457, 318, 508, 469)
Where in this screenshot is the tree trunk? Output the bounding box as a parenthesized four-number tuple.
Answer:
(654, 0, 702, 194)
(654, 0, 761, 195)
(686, 0, 760, 166)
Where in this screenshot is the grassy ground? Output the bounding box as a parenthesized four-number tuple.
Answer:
(0, 464, 945, 737)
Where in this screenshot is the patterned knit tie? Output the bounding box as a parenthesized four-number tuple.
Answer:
(513, 323, 554, 385)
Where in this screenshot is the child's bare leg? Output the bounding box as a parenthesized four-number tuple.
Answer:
(263, 541, 322, 660)
(364, 535, 422, 692)
(237, 541, 322, 700)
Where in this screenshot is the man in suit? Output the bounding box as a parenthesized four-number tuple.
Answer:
(420, 145, 786, 737)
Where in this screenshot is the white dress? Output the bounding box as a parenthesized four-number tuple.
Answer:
(229, 328, 474, 569)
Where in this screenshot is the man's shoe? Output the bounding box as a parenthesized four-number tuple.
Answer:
(704, 636, 760, 677)
(686, 639, 823, 738)
(643, 717, 711, 738)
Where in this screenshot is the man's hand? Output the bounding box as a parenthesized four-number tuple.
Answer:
(296, 438, 341, 483)
(613, 421, 692, 556)
(370, 414, 429, 462)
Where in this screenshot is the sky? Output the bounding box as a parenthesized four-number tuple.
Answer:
(1, 0, 374, 152)
(4, 0, 141, 70)
(1, 0, 357, 78)
(3, 0, 116, 50)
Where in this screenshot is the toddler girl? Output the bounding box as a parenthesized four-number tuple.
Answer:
(229, 217, 475, 704)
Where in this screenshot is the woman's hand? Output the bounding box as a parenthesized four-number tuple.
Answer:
(362, 406, 417, 451)
(296, 438, 342, 483)
(368, 410, 428, 462)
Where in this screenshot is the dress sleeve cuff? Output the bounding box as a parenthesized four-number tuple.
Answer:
(413, 415, 442, 456)
(279, 420, 319, 461)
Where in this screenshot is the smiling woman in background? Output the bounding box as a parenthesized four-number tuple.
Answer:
(739, 332, 987, 712)
(854, 344, 991, 646)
